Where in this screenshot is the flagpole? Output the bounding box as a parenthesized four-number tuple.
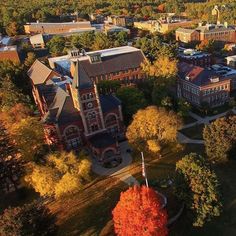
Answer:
(141, 152, 149, 188)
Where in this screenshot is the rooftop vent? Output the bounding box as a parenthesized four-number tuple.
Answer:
(210, 77, 220, 83)
(185, 76, 190, 81)
(89, 52, 102, 64)
(68, 49, 80, 58)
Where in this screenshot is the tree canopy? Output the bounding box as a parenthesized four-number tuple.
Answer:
(25, 151, 91, 198)
(0, 201, 57, 236)
(112, 185, 168, 236)
(203, 115, 236, 163)
(175, 153, 222, 227)
(126, 106, 182, 151)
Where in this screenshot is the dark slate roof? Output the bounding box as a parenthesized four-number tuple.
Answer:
(100, 95, 121, 113)
(89, 132, 116, 148)
(72, 60, 93, 90)
(79, 51, 145, 77)
(27, 60, 53, 85)
(43, 86, 80, 125)
(178, 62, 226, 86)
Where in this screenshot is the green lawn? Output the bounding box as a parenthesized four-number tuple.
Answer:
(180, 124, 205, 140)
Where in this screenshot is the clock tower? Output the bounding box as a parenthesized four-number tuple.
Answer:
(70, 61, 106, 137)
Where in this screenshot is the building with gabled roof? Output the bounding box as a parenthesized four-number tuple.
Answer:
(28, 58, 124, 164)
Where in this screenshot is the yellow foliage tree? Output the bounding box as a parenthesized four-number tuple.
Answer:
(147, 139, 161, 153)
(55, 173, 82, 198)
(25, 151, 92, 198)
(9, 117, 45, 161)
(25, 164, 58, 197)
(126, 106, 182, 150)
(142, 56, 178, 81)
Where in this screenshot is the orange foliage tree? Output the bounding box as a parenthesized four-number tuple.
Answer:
(112, 186, 168, 236)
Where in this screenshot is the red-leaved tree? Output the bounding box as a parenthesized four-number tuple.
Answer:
(112, 186, 168, 236)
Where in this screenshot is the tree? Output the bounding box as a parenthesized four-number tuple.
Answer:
(9, 116, 45, 161)
(142, 56, 178, 81)
(0, 78, 30, 111)
(126, 106, 182, 150)
(174, 153, 222, 227)
(0, 201, 57, 236)
(203, 115, 236, 162)
(97, 80, 121, 94)
(47, 36, 66, 56)
(24, 52, 36, 68)
(70, 31, 95, 50)
(25, 151, 91, 198)
(92, 32, 111, 50)
(6, 21, 21, 36)
(116, 87, 147, 124)
(177, 98, 192, 117)
(196, 39, 216, 53)
(112, 186, 168, 236)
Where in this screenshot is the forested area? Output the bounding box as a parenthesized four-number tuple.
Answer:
(2, 0, 235, 35)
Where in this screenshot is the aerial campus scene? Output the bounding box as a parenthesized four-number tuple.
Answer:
(0, 0, 236, 235)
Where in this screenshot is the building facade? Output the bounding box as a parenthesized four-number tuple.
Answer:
(107, 15, 133, 27)
(176, 23, 236, 44)
(28, 59, 124, 164)
(24, 21, 96, 35)
(178, 62, 232, 108)
(178, 48, 212, 67)
(48, 46, 146, 85)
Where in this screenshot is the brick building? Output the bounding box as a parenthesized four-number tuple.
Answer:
(178, 62, 232, 108)
(176, 23, 236, 44)
(48, 46, 146, 85)
(178, 48, 212, 67)
(28, 59, 124, 164)
(0, 46, 21, 63)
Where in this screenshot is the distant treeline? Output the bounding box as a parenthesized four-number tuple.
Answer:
(1, 0, 235, 35)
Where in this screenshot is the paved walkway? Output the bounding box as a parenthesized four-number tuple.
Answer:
(178, 107, 236, 144)
(92, 141, 139, 186)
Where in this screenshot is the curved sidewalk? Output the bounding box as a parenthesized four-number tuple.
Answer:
(92, 141, 139, 186)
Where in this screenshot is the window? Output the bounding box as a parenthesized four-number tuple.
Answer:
(90, 124, 99, 132)
(105, 114, 117, 127)
(65, 126, 78, 137)
(88, 112, 96, 119)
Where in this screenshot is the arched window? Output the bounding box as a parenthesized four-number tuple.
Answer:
(105, 114, 117, 127)
(87, 111, 96, 119)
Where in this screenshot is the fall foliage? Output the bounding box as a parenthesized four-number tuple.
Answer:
(25, 151, 91, 198)
(112, 186, 168, 236)
(126, 106, 182, 150)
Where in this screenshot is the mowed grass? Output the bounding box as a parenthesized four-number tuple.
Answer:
(47, 176, 127, 236)
(180, 124, 205, 140)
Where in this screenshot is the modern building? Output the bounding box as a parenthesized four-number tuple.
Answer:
(178, 48, 212, 67)
(107, 15, 134, 27)
(24, 21, 96, 35)
(48, 46, 146, 85)
(0, 45, 21, 63)
(178, 62, 234, 107)
(28, 59, 124, 164)
(176, 23, 236, 44)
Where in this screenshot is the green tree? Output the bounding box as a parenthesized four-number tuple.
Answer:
(203, 115, 236, 162)
(116, 87, 147, 124)
(70, 31, 95, 50)
(175, 153, 222, 227)
(97, 80, 121, 94)
(0, 201, 57, 236)
(92, 32, 111, 50)
(24, 52, 36, 69)
(177, 98, 192, 117)
(6, 21, 21, 36)
(47, 36, 66, 56)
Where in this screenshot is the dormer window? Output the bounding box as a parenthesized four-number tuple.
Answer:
(89, 53, 101, 64)
(69, 49, 80, 58)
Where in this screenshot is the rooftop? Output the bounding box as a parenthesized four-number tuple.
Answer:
(0, 45, 17, 52)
